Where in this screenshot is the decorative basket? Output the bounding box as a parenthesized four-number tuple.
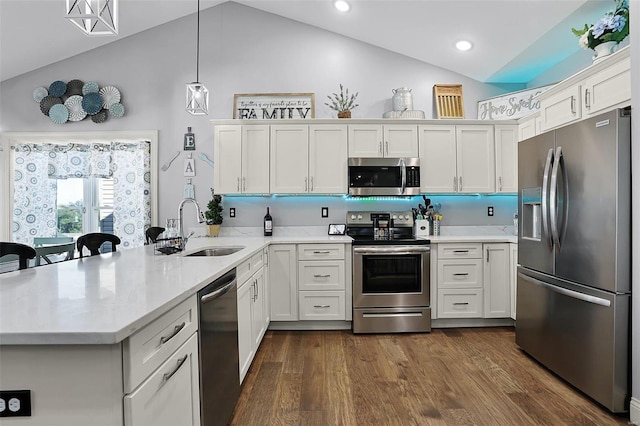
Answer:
(338, 110, 351, 119)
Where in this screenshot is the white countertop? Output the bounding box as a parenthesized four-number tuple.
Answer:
(0, 228, 350, 346)
(0, 225, 513, 346)
(424, 226, 518, 243)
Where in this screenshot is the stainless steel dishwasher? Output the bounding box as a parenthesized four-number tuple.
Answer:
(198, 268, 240, 426)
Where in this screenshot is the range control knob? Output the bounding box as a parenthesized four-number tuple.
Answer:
(350, 214, 356, 220)
(392, 215, 398, 220)
(357, 214, 363, 220)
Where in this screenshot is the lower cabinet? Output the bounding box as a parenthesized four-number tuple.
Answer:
(435, 242, 511, 320)
(124, 333, 200, 426)
(510, 243, 518, 320)
(237, 250, 268, 383)
(269, 244, 298, 321)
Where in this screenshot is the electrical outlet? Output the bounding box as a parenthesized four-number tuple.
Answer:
(229, 208, 236, 218)
(321, 207, 329, 218)
(0, 391, 31, 417)
(488, 206, 494, 217)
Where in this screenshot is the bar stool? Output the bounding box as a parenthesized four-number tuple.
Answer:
(0, 242, 37, 270)
(145, 227, 165, 244)
(76, 233, 121, 258)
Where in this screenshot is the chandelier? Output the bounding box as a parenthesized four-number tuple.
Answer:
(186, 0, 209, 115)
(65, 0, 118, 36)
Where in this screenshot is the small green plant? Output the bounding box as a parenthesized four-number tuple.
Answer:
(325, 84, 359, 113)
(204, 189, 223, 225)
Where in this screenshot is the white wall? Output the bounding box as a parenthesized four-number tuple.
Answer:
(0, 2, 522, 231)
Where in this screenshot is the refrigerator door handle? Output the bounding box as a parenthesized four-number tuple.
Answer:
(550, 146, 568, 250)
(541, 148, 554, 249)
(518, 272, 611, 307)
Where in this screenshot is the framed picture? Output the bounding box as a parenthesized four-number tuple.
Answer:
(233, 93, 315, 119)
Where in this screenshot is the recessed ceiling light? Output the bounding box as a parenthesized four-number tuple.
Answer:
(334, 0, 351, 12)
(456, 40, 473, 51)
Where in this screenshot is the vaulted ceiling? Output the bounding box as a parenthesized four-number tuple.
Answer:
(0, 0, 613, 83)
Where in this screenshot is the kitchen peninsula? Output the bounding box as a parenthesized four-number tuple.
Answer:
(0, 233, 350, 425)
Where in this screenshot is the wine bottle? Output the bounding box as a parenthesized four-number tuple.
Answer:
(264, 207, 273, 236)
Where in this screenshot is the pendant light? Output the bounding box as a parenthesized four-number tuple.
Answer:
(186, 0, 209, 115)
(65, 0, 118, 36)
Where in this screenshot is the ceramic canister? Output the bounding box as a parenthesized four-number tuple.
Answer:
(392, 87, 413, 111)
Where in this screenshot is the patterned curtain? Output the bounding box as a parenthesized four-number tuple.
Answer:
(12, 144, 58, 245)
(111, 141, 151, 249)
(12, 141, 151, 248)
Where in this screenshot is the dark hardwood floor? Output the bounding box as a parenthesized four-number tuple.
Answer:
(230, 327, 631, 425)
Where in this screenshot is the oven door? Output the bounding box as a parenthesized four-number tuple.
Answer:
(353, 245, 430, 308)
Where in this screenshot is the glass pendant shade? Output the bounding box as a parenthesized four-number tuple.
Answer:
(186, 83, 209, 115)
(65, 0, 118, 36)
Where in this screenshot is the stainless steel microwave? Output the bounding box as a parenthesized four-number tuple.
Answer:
(348, 157, 421, 196)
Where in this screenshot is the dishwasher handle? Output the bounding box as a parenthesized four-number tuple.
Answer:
(201, 277, 237, 304)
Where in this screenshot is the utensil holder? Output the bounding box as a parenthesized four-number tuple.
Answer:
(433, 218, 440, 236)
(414, 219, 430, 237)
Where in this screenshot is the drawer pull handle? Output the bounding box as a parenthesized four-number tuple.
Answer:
(313, 274, 331, 278)
(313, 251, 331, 254)
(453, 273, 469, 277)
(163, 354, 188, 382)
(160, 322, 186, 344)
(453, 250, 469, 253)
(453, 302, 469, 306)
(314, 304, 331, 308)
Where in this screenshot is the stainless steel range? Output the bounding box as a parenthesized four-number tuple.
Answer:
(347, 211, 431, 333)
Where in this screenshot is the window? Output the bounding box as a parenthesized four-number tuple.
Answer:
(0, 131, 158, 249)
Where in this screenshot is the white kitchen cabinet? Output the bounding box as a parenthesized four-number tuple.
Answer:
(297, 244, 346, 321)
(270, 124, 347, 194)
(269, 244, 298, 321)
(537, 46, 630, 132)
(237, 275, 254, 383)
(237, 250, 268, 383)
(270, 125, 309, 193)
(518, 113, 540, 141)
(124, 333, 200, 426)
(348, 124, 418, 158)
(582, 55, 630, 117)
(494, 125, 518, 193)
(436, 243, 484, 319)
(309, 124, 348, 193)
(483, 243, 511, 318)
(539, 85, 582, 132)
(419, 125, 495, 193)
(214, 124, 270, 194)
(510, 243, 518, 320)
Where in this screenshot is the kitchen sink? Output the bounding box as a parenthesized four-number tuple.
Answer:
(185, 246, 245, 257)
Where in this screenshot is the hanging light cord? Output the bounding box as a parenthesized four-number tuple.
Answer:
(196, 0, 200, 83)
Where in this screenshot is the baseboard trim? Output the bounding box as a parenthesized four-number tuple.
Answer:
(432, 318, 515, 328)
(630, 397, 640, 425)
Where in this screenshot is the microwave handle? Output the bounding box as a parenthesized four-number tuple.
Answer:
(400, 158, 406, 194)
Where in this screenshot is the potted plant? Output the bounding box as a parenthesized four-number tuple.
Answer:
(325, 84, 359, 118)
(204, 189, 223, 237)
(572, 0, 629, 61)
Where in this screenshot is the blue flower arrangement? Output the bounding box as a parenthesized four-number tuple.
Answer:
(572, 0, 629, 50)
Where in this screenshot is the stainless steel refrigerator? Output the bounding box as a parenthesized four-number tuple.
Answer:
(516, 108, 631, 413)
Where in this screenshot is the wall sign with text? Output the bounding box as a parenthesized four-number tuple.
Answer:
(233, 93, 315, 119)
(477, 84, 555, 120)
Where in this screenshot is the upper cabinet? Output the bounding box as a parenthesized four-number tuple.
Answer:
(270, 124, 348, 194)
(348, 124, 418, 158)
(418, 125, 495, 193)
(213, 119, 517, 195)
(494, 125, 517, 193)
(536, 45, 630, 133)
(214, 125, 270, 194)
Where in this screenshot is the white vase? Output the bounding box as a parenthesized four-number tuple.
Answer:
(592, 41, 618, 63)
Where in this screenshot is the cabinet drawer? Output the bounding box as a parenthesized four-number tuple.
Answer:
(124, 333, 200, 426)
(437, 243, 482, 259)
(298, 244, 345, 260)
(438, 259, 483, 288)
(298, 291, 345, 320)
(237, 251, 264, 285)
(298, 260, 345, 290)
(123, 296, 198, 393)
(437, 289, 483, 318)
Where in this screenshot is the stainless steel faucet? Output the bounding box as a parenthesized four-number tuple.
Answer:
(178, 197, 204, 250)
